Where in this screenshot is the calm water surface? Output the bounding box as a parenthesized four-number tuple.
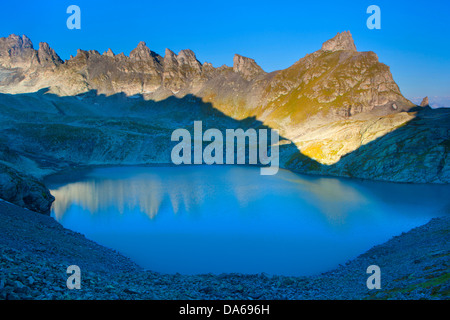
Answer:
(45, 166, 449, 276)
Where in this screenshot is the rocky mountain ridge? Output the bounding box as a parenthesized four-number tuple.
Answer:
(0, 32, 411, 110)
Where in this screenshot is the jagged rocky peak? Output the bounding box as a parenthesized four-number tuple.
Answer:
(233, 54, 265, 79)
(203, 61, 214, 70)
(88, 50, 100, 56)
(420, 96, 430, 107)
(321, 31, 357, 52)
(130, 41, 155, 60)
(103, 48, 115, 57)
(0, 34, 34, 58)
(69, 48, 97, 62)
(0, 34, 33, 50)
(165, 48, 176, 59)
(163, 48, 202, 68)
(0, 34, 63, 70)
(74, 48, 87, 59)
(0, 34, 38, 68)
(163, 48, 178, 66)
(38, 42, 51, 54)
(37, 42, 63, 66)
(22, 35, 33, 48)
(177, 49, 202, 70)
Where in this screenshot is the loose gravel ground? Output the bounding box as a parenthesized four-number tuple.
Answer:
(0, 200, 448, 300)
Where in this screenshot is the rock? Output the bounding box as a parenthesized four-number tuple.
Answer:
(129, 41, 161, 64)
(233, 54, 265, 80)
(0, 34, 38, 68)
(37, 42, 63, 67)
(249, 293, 263, 299)
(6, 292, 20, 300)
(130, 41, 151, 60)
(103, 48, 115, 57)
(203, 62, 214, 70)
(438, 282, 450, 294)
(162, 48, 203, 91)
(281, 277, 295, 286)
(164, 48, 178, 66)
(2, 254, 14, 262)
(420, 96, 430, 107)
(199, 286, 213, 294)
(321, 31, 357, 52)
(124, 288, 140, 294)
(0, 163, 55, 215)
(14, 280, 29, 294)
(177, 49, 202, 72)
(234, 285, 244, 293)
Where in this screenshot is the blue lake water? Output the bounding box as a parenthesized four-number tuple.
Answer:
(45, 165, 450, 276)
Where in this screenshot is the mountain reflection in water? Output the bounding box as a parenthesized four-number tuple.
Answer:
(46, 165, 450, 276)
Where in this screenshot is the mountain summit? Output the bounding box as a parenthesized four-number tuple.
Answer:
(233, 54, 265, 80)
(321, 31, 357, 52)
(0, 34, 63, 70)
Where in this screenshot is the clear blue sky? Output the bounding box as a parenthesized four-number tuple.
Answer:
(1, 0, 449, 99)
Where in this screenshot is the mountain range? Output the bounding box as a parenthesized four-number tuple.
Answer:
(0, 31, 449, 214)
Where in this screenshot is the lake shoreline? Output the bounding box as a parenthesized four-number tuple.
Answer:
(45, 165, 450, 277)
(0, 199, 448, 300)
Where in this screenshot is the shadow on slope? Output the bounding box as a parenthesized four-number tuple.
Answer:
(285, 106, 450, 183)
(0, 89, 303, 171)
(0, 90, 449, 184)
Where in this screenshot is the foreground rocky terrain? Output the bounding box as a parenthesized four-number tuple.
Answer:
(0, 199, 448, 300)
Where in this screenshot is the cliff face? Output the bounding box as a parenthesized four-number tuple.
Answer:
(0, 35, 62, 69)
(321, 31, 357, 52)
(0, 163, 54, 214)
(0, 32, 448, 213)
